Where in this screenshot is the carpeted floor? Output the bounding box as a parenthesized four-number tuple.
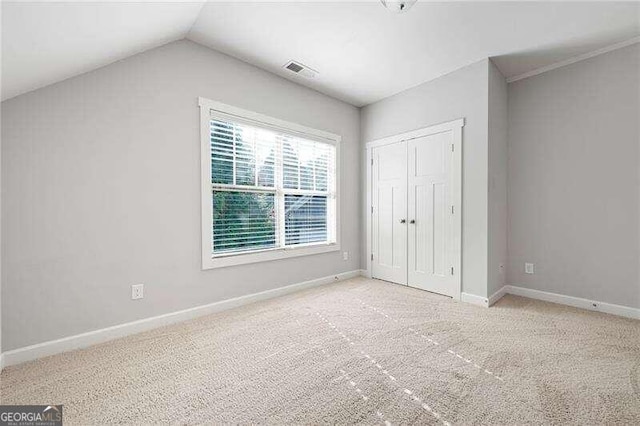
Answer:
(1, 277, 639, 424)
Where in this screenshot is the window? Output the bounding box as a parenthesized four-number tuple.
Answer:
(199, 98, 340, 269)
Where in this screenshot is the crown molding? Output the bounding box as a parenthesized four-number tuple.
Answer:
(507, 36, 640, 84)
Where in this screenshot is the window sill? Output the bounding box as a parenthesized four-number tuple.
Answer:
(202, 243, 341, 270)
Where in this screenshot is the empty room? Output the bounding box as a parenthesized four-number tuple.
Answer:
(1, 0, 639, 424)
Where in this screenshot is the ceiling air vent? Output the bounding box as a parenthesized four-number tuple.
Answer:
(283, 61, 318, 79)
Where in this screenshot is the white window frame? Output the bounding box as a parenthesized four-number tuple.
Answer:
(199, 97, 341, 270)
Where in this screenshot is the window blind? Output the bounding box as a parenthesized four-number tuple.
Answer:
(209, 118, 336, 256)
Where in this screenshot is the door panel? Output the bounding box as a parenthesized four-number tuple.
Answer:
(377, 186, 394, 267)
(414, 184, 427, 274)
(372, 142, 407, 285)
(408, 131, 456, 297)
(433, 181, 446, 276)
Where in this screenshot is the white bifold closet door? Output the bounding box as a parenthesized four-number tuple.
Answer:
(407, 133, 456, 296)
(371, 142, 407, 285)
(371, 130, 457, 298)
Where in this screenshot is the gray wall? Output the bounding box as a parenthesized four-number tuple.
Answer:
(361, 59, 490, 298)
(1, 39, 361, 351)
(487, 60, 508, 297)
(507, 43, 640, 309)
(0, 1, 3, 359)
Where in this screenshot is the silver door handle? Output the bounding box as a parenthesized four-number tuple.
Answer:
(400, 219, 406, 223)
(410, 220, 416, 224)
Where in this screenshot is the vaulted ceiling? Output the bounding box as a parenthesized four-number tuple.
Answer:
(3, 1, 640, 106)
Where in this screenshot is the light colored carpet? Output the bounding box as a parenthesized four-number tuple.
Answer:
(1, 277, 639, 425)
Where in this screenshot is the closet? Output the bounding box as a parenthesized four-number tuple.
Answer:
(366, 119, 463, 299)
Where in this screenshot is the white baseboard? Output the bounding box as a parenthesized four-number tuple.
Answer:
(1, 269, 361, 369)
(460, 292, 489, 307)
(488, 286, 508, 306)
(505, 285, 639, 320)
(462, 284, 638, 321)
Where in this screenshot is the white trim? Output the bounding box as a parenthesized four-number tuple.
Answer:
(463, 285, 638, 319)
(365, 118, 464, 300)
(460, 286, 506, 308)
(200, 98, 214, 269)
(199, 97, 340, 143)
(365, 147, 372, 277)
(450, 124, 463, 301)
(2, 270, 361, 368)
(488, 285, 508, 307)
(199, 97, 342, 270)
(365, 118, 464, 150)
(505, 285, 639, 320)
(507, 36, 640, 83)
(461, 292, 489, 307)
(206, 243, 341, 268)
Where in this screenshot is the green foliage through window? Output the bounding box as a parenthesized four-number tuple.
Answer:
(210, 118, 335, 256)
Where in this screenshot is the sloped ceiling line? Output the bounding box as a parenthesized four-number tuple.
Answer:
(2, 1, 639, 105)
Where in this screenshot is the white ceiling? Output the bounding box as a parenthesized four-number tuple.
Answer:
(1, 1, 206, 101)
(3, 1, 640, 106)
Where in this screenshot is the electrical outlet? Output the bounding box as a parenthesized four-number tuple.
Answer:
(131, 284, 144, 300)
(343, 251, 349, 261)
(525, 263, 534, 274)
(499, 264, 504, 274)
